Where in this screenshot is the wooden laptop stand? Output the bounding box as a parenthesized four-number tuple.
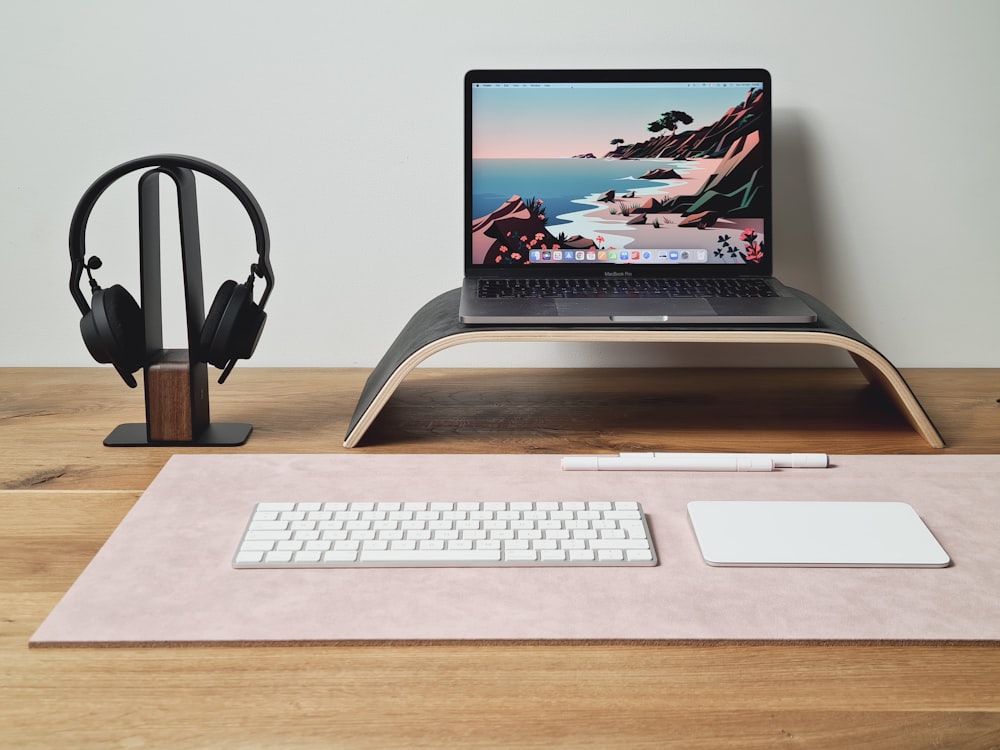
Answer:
(345, 288, 944, 448)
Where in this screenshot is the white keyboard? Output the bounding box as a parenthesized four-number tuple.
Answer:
(233, 500, 657, 568)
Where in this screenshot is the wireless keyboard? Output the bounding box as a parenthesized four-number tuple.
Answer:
(233, 500, 657, 568)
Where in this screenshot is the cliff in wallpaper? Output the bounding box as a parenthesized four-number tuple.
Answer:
(472, 196, 595, 265)
(605, 86, 766, 223)
(653, 128, 763, 225)
(606, 87, 763, 161)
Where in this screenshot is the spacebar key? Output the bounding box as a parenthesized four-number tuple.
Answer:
(360, 549, 503, 564)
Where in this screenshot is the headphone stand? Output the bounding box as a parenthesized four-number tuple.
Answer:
(103, 167, 252, 447)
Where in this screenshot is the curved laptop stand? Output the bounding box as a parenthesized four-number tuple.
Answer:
(345, 288, 943, 449)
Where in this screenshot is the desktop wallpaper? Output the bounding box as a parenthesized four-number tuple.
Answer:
(470, 81, 767, 267)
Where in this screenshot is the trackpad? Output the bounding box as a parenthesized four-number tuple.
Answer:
(555, 298, 714, 318)
(687, 501, 951, 568)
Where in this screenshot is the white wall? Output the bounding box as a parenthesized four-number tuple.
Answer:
(2, 0, 998, 374)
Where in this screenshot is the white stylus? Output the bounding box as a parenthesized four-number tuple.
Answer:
(561, 455, 774, 472)
(618, 452, 829, 468)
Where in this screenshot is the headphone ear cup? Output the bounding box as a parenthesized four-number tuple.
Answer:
(81, 284, 145, 386)
(200, 279, 237, 368)
(200, 279, 266, 370)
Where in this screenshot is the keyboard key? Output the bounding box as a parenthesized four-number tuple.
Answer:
(258, 502, 295, 512)
(362, 548, 502, 564)
(324, 550, 358, 562)
(245, 529, 292, 541)
(504, 550, 538, 562)
(590, 539, 652, 550)
(627, 549, 654, 562)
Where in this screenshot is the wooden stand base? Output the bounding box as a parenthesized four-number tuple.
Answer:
(103, 350, 251, 448)
(345, 288, 944, 448)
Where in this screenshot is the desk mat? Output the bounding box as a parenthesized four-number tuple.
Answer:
(31, 454, 1000, 646)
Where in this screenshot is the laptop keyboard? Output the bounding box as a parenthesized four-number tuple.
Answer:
(477, 277, 778, 299)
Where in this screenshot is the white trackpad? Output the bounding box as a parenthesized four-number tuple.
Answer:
(687, 501, 951, 567)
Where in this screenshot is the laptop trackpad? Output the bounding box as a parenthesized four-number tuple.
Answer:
(555, 298, 715, 320)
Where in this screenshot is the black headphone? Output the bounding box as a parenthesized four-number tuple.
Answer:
(68, 154, 274, 388)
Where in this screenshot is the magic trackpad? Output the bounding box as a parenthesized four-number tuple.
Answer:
(555, 298, 715, 319)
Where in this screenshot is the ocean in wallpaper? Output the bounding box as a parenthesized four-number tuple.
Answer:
(472, 157, 697, 228)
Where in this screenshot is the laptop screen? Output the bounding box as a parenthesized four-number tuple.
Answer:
(466, 69, 772, 278)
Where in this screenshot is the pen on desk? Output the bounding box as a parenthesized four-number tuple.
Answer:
(618, 452, 829, 468)
(561, 455, 775, 472)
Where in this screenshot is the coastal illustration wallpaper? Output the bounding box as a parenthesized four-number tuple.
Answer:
(471, 80, 767, 267)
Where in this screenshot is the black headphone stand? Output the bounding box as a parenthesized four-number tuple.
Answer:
(103, 167, 252, 447)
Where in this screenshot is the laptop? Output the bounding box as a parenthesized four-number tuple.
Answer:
(459, 68, 818, 325)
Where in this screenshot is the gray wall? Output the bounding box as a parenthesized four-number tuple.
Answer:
(3, 0, 997, 371)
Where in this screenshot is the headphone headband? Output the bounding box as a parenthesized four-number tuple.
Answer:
(68, 154, 272, 315)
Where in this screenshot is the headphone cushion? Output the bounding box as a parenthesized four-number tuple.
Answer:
(200, 280, 266, 368)
(200, 279, 237, 365)
(84, 284, 145, 373)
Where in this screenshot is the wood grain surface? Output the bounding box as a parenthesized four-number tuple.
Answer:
(3, 367, 999, 748)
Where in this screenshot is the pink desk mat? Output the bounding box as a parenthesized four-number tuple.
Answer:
(31, 454, 1000, 646)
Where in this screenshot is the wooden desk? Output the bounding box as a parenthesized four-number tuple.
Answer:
(3, 367, 999, 748)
